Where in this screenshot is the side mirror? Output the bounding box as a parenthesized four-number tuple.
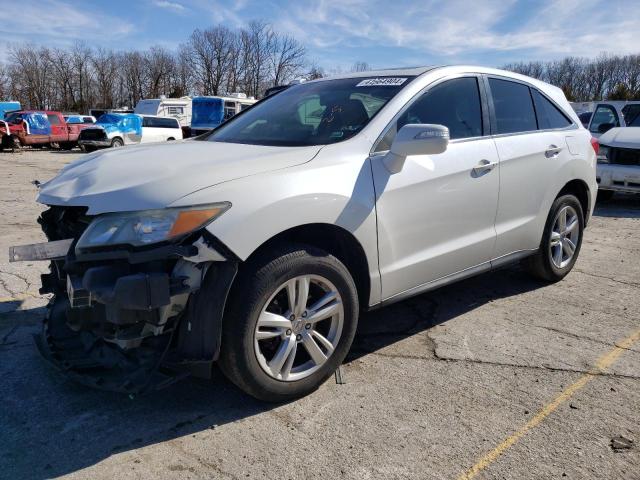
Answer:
(598, 122, 614, 134)
(383, 124, 449, 174)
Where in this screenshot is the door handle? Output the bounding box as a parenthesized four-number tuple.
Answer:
(545, 145, 562, 158)
(472, 159, 498, 176)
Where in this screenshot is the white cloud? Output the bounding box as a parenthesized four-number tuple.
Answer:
(0, 0, 134, 56)
(153, 0, 186, 12)
(272, 0, 640, 63)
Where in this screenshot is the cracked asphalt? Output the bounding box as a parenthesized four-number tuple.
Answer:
(0, 149, 639, 480)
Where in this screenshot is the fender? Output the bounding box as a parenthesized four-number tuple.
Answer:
(169, 147, 383, 305)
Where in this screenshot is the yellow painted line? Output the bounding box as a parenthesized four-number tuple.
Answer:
(458, 328, 640, 480)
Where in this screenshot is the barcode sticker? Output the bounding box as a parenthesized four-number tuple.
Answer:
(356, 77, 408, 87)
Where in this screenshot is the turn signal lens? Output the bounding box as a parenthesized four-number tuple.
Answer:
(169, 208, 226, 237)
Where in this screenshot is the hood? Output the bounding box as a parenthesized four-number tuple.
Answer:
(598, 127, 640, 149)
(38, 140, 322, 214)
(87, 123, 124, 135)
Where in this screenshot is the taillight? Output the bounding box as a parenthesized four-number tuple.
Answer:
(590, 136, 599, 155)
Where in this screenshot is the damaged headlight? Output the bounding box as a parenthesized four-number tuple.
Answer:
(76, 203, 231, 251)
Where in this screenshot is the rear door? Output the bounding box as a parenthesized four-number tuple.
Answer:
(372, 75, 500, 300)
(488, 76, 576, 259)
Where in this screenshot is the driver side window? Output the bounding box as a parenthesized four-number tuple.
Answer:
(374, 77, 484, 152)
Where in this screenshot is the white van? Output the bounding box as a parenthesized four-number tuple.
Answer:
(134, 96, 192, 128)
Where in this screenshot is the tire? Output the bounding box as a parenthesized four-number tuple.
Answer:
(219, 244, 359, 402)
(167, 137, 175, 141)
(111, 137, 124, 148)
(524, 194, 584, 282)
(60, 142, 75, 150)
(83, 145, 96, 153)
(597, 189, 615, 202)
(11, 136, 22, 151)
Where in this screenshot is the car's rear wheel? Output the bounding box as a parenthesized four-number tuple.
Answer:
(219, 245, 359, 402)
(524, 194, 584, 282)
(82, 145, 96, 153)
(111, 137, 124, 148)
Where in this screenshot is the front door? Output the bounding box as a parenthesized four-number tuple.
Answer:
(371, 76, 500, 300)
(47, 114, 67, 143)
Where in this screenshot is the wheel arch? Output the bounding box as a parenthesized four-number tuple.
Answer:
(241, 223, 372, 310)
(557, 178, 591, 225)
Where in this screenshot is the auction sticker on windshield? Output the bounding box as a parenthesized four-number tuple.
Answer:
(356, 77, 408, 87)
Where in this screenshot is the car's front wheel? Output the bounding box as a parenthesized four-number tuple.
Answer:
(524, 194, 584, 282)
(219, 245, 359, 402)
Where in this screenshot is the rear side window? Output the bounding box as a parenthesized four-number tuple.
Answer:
(589, 105, 619, 133)
(47, 114, 61, 125)
(489, 78, 537, 134)
(143, 117, 180, 128)
(532, 90, 572, 129)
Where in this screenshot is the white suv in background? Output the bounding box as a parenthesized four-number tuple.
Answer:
(11, 66, 597, 401)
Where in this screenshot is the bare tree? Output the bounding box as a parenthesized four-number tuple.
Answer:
(8, 44, 51, 109)
(92, 48, 118, 108)
(269, 33, 306, 86)
(350, 61, 371, 72)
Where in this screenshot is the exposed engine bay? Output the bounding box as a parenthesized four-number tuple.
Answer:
(30, 206, 237, 394)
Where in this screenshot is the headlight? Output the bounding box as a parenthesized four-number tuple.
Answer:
(76, 203, 230, 251)
(597, 146, 610, 163)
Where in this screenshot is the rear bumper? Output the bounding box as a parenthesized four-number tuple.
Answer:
(597, 164, 640, 193)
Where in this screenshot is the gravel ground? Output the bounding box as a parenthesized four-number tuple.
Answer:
(0, 148, 638, 480)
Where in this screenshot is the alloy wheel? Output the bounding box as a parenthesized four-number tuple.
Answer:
(254, 274, 344, 382)
(549, 205, 580, 269)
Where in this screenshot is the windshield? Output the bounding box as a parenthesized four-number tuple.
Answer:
(206, 76, 415, 146)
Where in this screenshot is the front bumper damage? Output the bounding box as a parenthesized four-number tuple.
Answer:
(10, 206, 238, 394)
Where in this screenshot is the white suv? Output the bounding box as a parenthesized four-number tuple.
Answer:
(11, 66, 597, 401)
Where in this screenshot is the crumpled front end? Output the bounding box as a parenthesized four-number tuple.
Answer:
(20, 206, 237, 394)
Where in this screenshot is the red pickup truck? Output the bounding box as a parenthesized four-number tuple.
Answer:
(0, 110, 90, 151)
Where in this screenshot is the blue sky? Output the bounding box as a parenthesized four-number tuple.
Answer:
(2, 0, 639, 70)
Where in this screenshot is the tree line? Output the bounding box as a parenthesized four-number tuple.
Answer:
(1, 20, 638, 114)
(503, 53, 640, 102)
(0, 21, 315, 113)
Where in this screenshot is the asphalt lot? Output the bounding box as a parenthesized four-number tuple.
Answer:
(0, 148, 638, 480)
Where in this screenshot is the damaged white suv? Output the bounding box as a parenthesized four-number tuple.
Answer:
(10, 66, 597, 401)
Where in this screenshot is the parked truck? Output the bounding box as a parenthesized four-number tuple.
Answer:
(0, 110, 91, 150)
(190, 94, 256, 136)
